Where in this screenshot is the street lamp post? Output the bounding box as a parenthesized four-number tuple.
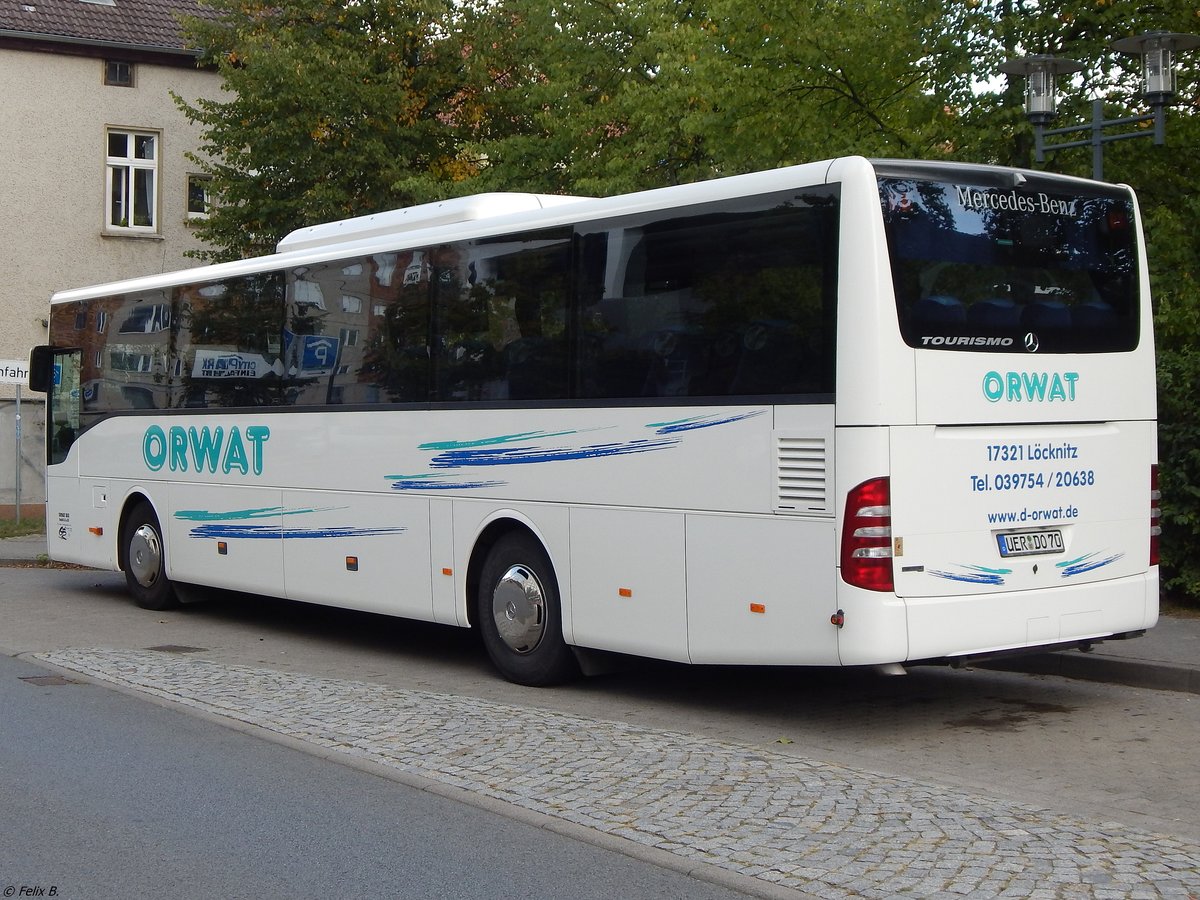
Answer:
(1000, 31, 1200, 181)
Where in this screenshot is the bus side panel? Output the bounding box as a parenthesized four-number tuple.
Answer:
(430, 500, 458, 627)
(686, 514, 839, 665)
(569, 507, 689, 662)
(281, 491, 433, 619)
(166, 482, 284, 596)
(45, 470, 112, 570)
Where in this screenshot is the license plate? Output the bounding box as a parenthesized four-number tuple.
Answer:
(996, 529, 1064, 558)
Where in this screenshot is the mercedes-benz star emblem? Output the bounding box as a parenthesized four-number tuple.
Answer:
(1024, 332, 1040, 353)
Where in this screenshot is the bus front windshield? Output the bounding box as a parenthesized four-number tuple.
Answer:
(878, 175, 1139, 354)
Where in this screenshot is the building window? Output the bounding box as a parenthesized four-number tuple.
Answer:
(187, 174, 212, 219)
(104, 60, 135, 87)
(106, 130, 158, 231)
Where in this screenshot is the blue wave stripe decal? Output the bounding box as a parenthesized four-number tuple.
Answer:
(429, 438, 679, 468)
(175, 506, 341, 522)
(1057, 551, 1123, 578)
(929, 564, 1010, 586)
(188, 524, 407, 540)
(387, 476, 505, 491)
(648, 410, 766, 434)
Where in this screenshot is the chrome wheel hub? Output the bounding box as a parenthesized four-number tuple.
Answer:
(128, 524, 162, 589)
(491, 564, 546, 654)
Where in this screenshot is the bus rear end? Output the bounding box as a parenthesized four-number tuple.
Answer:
(832, 158, 1157, 666)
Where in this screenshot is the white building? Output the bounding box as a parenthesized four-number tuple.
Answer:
(0, 0, 225, 516)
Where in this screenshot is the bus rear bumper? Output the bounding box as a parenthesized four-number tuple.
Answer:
(902, 570, 1158, 663)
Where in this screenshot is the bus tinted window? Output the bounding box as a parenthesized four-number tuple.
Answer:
(575, 187, 839, 398)
(51, 185, 839, 439)
(879, 178, 1138, 353)
(179, 274, 286, 408)
(431, 230, 572, 402)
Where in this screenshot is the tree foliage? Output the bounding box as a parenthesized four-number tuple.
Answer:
(177, 0, 473, 260)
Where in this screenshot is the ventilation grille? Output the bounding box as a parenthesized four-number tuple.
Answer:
(776, 434, 829, 514)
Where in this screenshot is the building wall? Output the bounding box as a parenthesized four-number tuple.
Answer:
(0, 46, 225, 511)
(0, 47, 223, 382)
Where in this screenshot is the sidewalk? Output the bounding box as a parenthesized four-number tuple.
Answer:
(3, 533, 1196, 694)
(0, 532, 47, 564)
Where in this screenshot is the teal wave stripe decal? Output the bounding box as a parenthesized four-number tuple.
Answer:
(174, 506, 341, 522)
(419, 429, 588, 451)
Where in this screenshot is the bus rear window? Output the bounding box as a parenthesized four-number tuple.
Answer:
(878, 176, 1139, 353)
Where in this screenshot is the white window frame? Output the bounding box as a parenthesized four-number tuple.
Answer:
(106, 129, 159, 233)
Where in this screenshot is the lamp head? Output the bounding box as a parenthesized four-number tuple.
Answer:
(1112, 31, 1200, 107)
(999, 54, 1086, 125)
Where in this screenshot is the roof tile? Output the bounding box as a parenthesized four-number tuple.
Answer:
(0, 0, 217, 51)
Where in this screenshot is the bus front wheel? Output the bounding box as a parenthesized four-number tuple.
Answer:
(477, 533, 578, 686)
(122, 501, 178, 611)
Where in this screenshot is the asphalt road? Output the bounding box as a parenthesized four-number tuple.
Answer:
(0, 649, 753, 900)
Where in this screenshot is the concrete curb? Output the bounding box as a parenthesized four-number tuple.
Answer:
(982, 651, 1200, 694)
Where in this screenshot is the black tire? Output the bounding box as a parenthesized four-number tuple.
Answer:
(121, 501, 178, 611)
(476, 533, 578, 686)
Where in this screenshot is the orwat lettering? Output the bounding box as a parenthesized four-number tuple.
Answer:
(982, 370, 1079, 403)
(143, 424, 271, 475)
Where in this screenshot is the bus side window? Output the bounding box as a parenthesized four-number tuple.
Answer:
(432, 233, 571, 402)
(574, 189, 838, 400)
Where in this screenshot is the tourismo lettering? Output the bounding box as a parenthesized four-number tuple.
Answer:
(955, 186, 1079, 217)
(143, 424, 271, 475)
(921, 336, 1015, 347)
(982, 370, 1079, 403)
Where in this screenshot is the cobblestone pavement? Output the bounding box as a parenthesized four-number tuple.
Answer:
(37, 648, 1200, 900)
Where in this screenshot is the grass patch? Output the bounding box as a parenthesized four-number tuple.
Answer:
(0, 517, 45, 539)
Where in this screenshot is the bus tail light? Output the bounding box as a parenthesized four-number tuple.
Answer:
(841, 477, 894, 592)
(1150, 464, 1161, 567)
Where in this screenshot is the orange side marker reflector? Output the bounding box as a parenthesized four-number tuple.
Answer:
(749, 603, 766, 614)
(346, 556, 359, 572)
(442, 567, 453, 576)
(88, 527, 104, 536)
(217, 542, 228, 555)
(618, 588, 633, 598)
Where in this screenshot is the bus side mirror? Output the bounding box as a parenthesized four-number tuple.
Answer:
(28, 345, 54, 393)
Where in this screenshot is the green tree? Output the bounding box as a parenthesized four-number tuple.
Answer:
(177, 0, 474, 260)
(461, 0, 970, 194)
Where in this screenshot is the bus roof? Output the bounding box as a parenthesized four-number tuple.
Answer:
(49, 157, 1118, 305)
(274, 193, 589, 254)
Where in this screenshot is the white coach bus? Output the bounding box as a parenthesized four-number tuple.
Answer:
(29, 157, 1159, 685)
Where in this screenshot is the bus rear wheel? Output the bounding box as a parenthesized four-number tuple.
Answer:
(122, 501, 178, 611)
(477, 533, 578, 686)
